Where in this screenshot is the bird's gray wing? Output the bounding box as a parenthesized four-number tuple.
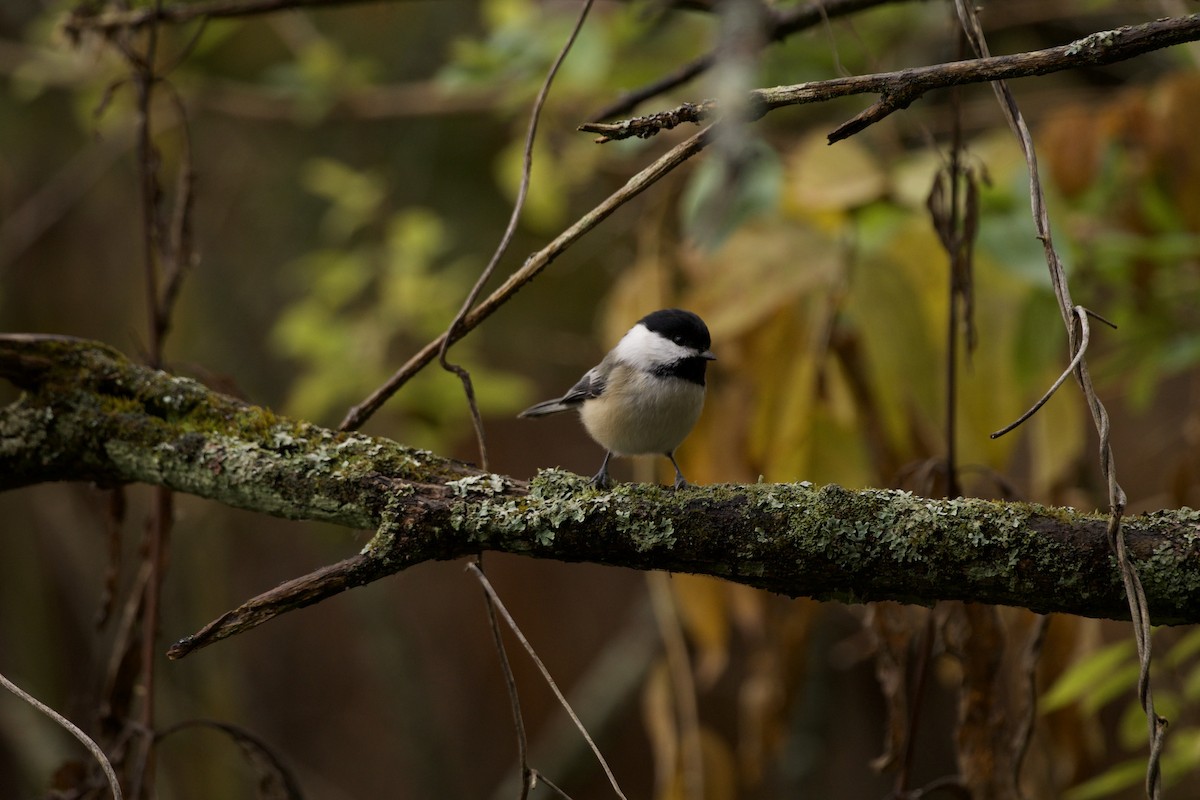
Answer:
(518, 364, 607, 417)
(559, 366, 606, 404)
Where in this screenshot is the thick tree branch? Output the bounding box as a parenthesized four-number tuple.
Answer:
(5, 335, 1200, 659)
(580, 14, 1200, 143)
(0, 334, 482, 522)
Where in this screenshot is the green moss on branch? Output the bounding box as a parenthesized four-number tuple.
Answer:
(5, 334, 1200, 654)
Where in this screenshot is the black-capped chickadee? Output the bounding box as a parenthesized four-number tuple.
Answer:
(519, 308, 716, 489)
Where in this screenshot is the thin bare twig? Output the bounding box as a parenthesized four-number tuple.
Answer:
(952, 3, 1166, 796)
(0, 669, 124, 800)
(433, 0, 595, 468)
(531, 770, 578, 800)
(156, 84, 198, 347)
(476, 555, 533, 800)
(489, 603, 658, 800)
(126, 8, 172, 797)
(467, 563, 629, 800)
(929, 25, 974, 500)
(580, 101, 712, 143)
(92, 2, 199, 794)
(1011, 615, 1049, 799)
(990, 306, 1091, 440)
(132, 30, 164, 368)
(156, 719, 305, 798)
(891, 610, 936, 796)
(829, 14, 1200, 143)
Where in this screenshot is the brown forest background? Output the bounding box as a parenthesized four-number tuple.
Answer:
(4, 1, 1200, 798)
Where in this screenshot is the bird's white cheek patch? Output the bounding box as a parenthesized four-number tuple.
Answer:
(613, 324, 694, 367)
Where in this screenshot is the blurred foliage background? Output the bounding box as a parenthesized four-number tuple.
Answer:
(3, 0, 1200, 798)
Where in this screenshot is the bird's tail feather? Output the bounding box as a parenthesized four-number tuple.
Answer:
(518, 399, 574, 418)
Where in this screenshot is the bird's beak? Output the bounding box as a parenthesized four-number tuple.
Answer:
(701, 350, 717, 361)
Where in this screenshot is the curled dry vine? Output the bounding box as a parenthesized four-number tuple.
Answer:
(953, 2, 1166, 796)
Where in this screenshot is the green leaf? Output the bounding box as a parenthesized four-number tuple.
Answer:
(1182, 662, 1200, 702)
(1063, 758, 1145, 800)
(680, 139, 782, 250)
(1041, 639, 1136, 712)
(1162, 727, 1200, 785)
(301, 158, 386, 241)
(1118, 689, 1178, 750)
(1166, 627, 1200, 668)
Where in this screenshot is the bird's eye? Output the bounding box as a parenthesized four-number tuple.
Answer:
(673, 335, 683, 344)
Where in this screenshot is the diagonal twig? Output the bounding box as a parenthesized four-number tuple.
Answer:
(433, 0, 595, 469)
(477, 555, 533, 800)
(439, 9, 596, 783)
(468, 563, 629, 800)
(531, 770, 578, 800)
(990, 305, 1092, 440)
(338, 123, 715, 431)
(0, 669, 124, 800)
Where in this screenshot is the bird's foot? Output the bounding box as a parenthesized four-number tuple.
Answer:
(590, 452, 614, 490)
(667, 453, 689, 490)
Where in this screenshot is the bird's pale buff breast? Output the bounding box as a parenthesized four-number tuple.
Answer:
(579, 370, 705, 456)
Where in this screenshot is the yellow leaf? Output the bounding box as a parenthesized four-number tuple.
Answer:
(682, 224, 842, 340)
(653, 726, 739, 800)
(642, 660, 679, 798)
(785, 131, 887, 214)
(671, 574, 731, 688)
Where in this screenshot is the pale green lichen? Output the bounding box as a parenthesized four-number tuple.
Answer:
(445, 467, 690, 552)
(629, 517, 675, 552)
(1066, 29, 1117, 56)
(271, 430, 301, 449)
(446, 473, 509, 497)
(0, 403, 53, 457)
(359, 487, 418, 560)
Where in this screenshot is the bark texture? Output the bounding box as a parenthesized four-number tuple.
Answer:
(4, 335, 1200, 656)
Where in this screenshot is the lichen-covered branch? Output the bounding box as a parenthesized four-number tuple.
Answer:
(4, 335, 1200, 658)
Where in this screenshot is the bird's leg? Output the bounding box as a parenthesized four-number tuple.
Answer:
(590, 452, 614, 489)
(667, 453, 689, 489)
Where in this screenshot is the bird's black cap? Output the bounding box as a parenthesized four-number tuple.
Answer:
(639, 308, 712, 353)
